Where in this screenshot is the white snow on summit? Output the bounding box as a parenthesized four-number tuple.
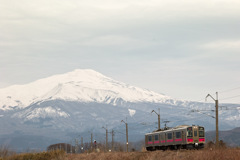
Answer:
(0, 69, 172, 110)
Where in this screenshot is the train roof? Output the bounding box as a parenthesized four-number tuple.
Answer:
(145, 125, 204, 135)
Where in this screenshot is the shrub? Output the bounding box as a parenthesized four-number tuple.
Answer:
(6, 150, 66, 160)
(0, 145, 15, 159)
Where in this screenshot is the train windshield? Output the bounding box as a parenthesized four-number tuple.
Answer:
(187, 127, 193, 137)
(148, 135, 152, 142)
(199, 127, 205, 137)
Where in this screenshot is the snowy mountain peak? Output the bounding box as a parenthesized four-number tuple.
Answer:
(0, 69, 171, 110)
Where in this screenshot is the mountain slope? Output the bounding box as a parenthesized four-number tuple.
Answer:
(206, 127, 240, 146)
(0, 69, 172, 111)
(0, 69, 239, 151)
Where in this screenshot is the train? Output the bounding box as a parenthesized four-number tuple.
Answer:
(145, 125, 205, 150)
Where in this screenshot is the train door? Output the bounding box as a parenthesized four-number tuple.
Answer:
(161, 134, 165, 145)
(145, 135, 148, 146)
(147, 135, 153, 145)
(165, 133, 167, 145)
(173, 132, 175, 144)
(162, 134, 164, 144)
(198, 127, 205, 143)
(159, 134, 161, 145)
(193, 126, 199, 143)
(182, 131, 185, 143)
(154, 134, 159, 145)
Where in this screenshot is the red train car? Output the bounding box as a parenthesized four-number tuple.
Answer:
(145, 125, 205, 150)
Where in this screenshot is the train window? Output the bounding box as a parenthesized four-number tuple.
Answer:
(187, 127, 193, 137)
(148, 136, 152, 142)
(155, 135, 159, 141)
(194, 130, 197, 137)
(199, 127, 205, 137)
(176, 132, 181, 139)
(167, 133, 172, 139)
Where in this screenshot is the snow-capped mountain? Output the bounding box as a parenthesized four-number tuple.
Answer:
(0, 69, 172, 111)
(0, 69, 239, 151)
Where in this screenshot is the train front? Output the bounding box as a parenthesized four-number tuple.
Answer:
(187, 125, 205, 149)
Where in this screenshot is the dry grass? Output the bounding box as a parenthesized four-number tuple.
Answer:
(0, 145, 15, 160)
(68, 148, 240, 160)
(1, 150, 66, 160)
(1, 148, 240, 160)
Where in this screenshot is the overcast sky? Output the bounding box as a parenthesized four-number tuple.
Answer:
(1, 0, 240, 104)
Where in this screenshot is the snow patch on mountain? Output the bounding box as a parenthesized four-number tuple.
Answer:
(128, 109, 136, 117)
(0, 69, 172, 110)
(226, 116, 240, 121)
(90, 113, 98, 117)
(12, 106, 69, 120)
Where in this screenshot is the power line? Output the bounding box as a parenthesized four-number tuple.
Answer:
(108, 95, 238, 140)
(128, 123, 156, 130)
(114, 130, 126, 135)
(190, 109, 215, 118)
(219, 106, 240, 110)
(221, 94, 240, 100)
(132, 113, 153, 123)
(167, 117, 203, 124)
(191, 98, 206, 103)
(219, 86, 240, 93)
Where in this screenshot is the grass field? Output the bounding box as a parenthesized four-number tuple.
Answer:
(68, 148, 240, 160)
(1, 148, 240, 160)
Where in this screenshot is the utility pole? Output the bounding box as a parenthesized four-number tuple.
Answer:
(81, 137, 83, 153)
(65, 143, 67, 153)
(111, 129, 114, 151)
(121, 120, 128, 152)
(102, 126, 108, 151)
(70, 141, 72, 154)
(75, 139, 79, 153)
(206, 92, 219, 147)
(152, 108, 160, 130)
(91, 133, 93, 151)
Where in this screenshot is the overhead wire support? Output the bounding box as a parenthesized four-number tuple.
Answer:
(102, 126, 108, 152)
(91, 133, 94, 151)
(81, 137, 83, 153)
(151, 108, 160, 130)
(206, 92, 219, 148)
(121, 119, 128, 152)
(163, 120, 170, 129)
(111, 129, 114, 151)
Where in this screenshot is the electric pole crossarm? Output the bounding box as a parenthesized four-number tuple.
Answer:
(151, 110, 158, 115)
(206, 94, 216, 101)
